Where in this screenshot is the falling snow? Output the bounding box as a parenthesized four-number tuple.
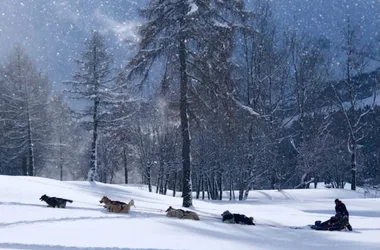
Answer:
(0, 0, 378, 89)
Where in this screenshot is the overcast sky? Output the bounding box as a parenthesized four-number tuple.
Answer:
(0, 0, 378, 91)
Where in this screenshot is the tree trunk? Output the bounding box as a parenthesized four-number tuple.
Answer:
(351, 138, 357, 190)
(196, 173, 201, 199)
(158, 162, 164, 194)
(211, 176, 215, 199)
(179, 36, 192, 207)
(147, 163, 152, 192)
(238, 170, 245, 201)
(173, 171, 177, 197)
(229, 172, 233, 200)
(88, 99, 99, 182)
(159, 178, 164, 194)
(271, 174, 276, 190)
(206, 179, 211, 200)
(156, 178, 160, 193)
(208, 176, 212, 199)
(27, 109, 35, 176)
(21, 156, 27, 176)
(109, 170, 114, 184)
(238, 188, 244, 200)
(164, 172, 170, 195)
(123, 147, 128, 184)
(213, 174, 218, 199)
(244, 189, 250, 200)
(244, 182, 252, 200)
(59, 157, 63, 181)
(218, 171, 223, 200)
(59, 136, 63, 181)
(201, 174, 205, 200)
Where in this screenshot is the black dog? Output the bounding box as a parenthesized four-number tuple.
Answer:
(39, 194, 73, 208)
(221, 210, 255, 225)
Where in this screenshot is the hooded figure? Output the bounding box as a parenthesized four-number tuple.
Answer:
(334, 199, 352, 231)
(335, 199, 349, 216)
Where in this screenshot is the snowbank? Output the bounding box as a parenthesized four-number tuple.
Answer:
(0, 175, 379, 250)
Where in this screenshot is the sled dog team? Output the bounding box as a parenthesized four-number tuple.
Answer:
(39, 194, 352, 230)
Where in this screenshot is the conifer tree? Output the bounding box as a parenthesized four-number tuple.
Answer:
(64, 31, 114, 181)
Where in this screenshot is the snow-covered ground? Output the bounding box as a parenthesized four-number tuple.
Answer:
(0, 176, 379, 250)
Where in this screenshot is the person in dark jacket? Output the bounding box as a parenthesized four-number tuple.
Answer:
(334, 199, 352, 231)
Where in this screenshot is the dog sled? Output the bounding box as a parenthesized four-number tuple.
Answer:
(309, 213, 351, 231)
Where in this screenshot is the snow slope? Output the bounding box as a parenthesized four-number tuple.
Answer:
(0, 175, 379, 250)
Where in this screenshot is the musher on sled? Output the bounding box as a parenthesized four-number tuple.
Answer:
(311, 199, 353, 231)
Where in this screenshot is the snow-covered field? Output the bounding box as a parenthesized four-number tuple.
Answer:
(0, 176, 379, 250)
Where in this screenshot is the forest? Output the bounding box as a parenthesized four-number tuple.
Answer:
(0, 0, 379, 207)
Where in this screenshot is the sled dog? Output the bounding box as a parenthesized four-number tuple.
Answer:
(221, 210, 255, 225)
(99, 196, 126, 210)
(108, 200, 135, 213)
(165, 206, 200, 220)
(39, 194, 73, 208)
